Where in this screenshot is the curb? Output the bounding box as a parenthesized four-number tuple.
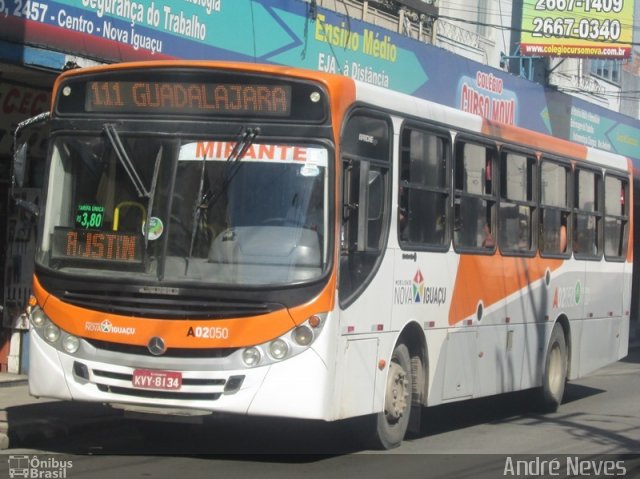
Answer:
(0, 378, 28, 388)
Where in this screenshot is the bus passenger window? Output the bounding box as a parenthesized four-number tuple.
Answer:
(603, 175, 629, 259)
(453, 140, 496, 251)
(398, 127, 449, 248)
(499, 151, 536, 253)
(539, 160, 570, 256)
(573, 168, 602, 258)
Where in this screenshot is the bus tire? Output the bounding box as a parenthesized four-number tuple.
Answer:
(373, 343, 412, 449)
(537, 323, 567, 413)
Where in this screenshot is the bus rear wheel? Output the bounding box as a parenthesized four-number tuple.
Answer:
(537, 323, 567, 413)
(373, 343, 412, 449)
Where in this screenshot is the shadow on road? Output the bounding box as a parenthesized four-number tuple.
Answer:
(7, 382, 609, 458)
(8, 403, 370, 458)
(413, 383, 605, 439)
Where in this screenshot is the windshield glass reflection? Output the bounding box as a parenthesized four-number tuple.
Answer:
(39, 135, 330, 286)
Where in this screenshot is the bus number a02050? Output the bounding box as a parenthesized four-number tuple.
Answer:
(186, 326, 230, 339)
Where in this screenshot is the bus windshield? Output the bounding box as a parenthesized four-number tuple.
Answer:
(38, 133, 330, 286)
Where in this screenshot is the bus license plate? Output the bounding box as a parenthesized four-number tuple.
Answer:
(132, 369, 182, 391)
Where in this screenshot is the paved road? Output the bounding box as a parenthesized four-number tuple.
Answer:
(1, 349, 639, 478)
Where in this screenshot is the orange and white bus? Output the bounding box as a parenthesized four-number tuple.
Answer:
(23, 61, 633, 449)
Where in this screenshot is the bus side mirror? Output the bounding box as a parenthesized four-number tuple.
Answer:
(13, 142, 27, 188)
(11, 111, 50, 216)
(14, 198, 39, 217)
(12, 133, 40, 216)
(11, 111, 50, 190)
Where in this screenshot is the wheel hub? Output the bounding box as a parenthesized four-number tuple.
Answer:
(385, 361, 409, 422)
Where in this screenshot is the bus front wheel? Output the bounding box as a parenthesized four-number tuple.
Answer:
(373, 343, 413, 449)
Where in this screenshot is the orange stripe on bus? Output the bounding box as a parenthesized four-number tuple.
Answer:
(482, 118, 589, 160)
(33, 272, 338, 349)
(448, 254, 563, 325)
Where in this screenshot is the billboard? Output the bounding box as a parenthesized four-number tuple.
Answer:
(520, 0, 634, 58)
(1, 0, 640, 167)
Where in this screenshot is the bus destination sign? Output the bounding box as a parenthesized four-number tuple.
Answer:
(52, 227, 143, 265)
(85, 81, 292, 117)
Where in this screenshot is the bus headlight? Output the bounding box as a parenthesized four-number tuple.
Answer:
(30, 306, 81, 354)
(44, 323, 61, 343)
(237, 313, 327, 368)
(242, 347, 261, 367)
(31, 308, 47, 328)
(269, 339, 289, 360)
(62, 334, 80, 354)
(292, 325, 313, 346)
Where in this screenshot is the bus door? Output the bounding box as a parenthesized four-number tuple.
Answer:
(3, 113, 49, 329)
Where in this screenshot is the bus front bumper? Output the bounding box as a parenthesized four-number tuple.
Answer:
(28, 329, 333, 420)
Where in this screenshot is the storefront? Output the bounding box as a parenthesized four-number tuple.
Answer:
(0, 42, 94, 372)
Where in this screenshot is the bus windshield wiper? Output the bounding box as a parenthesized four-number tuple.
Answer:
(202, 127, 260, 209)
(104, 124, 150, 199)
(104, 124, 162, 245)
(144, 146, 163, 247)
(188, 127, 259, 257)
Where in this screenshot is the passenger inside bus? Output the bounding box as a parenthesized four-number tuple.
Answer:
(481, 223, 495, 248)
(560, 222, 567, 253)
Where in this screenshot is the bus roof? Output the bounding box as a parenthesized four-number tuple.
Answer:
(53, 60, 630, 173)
